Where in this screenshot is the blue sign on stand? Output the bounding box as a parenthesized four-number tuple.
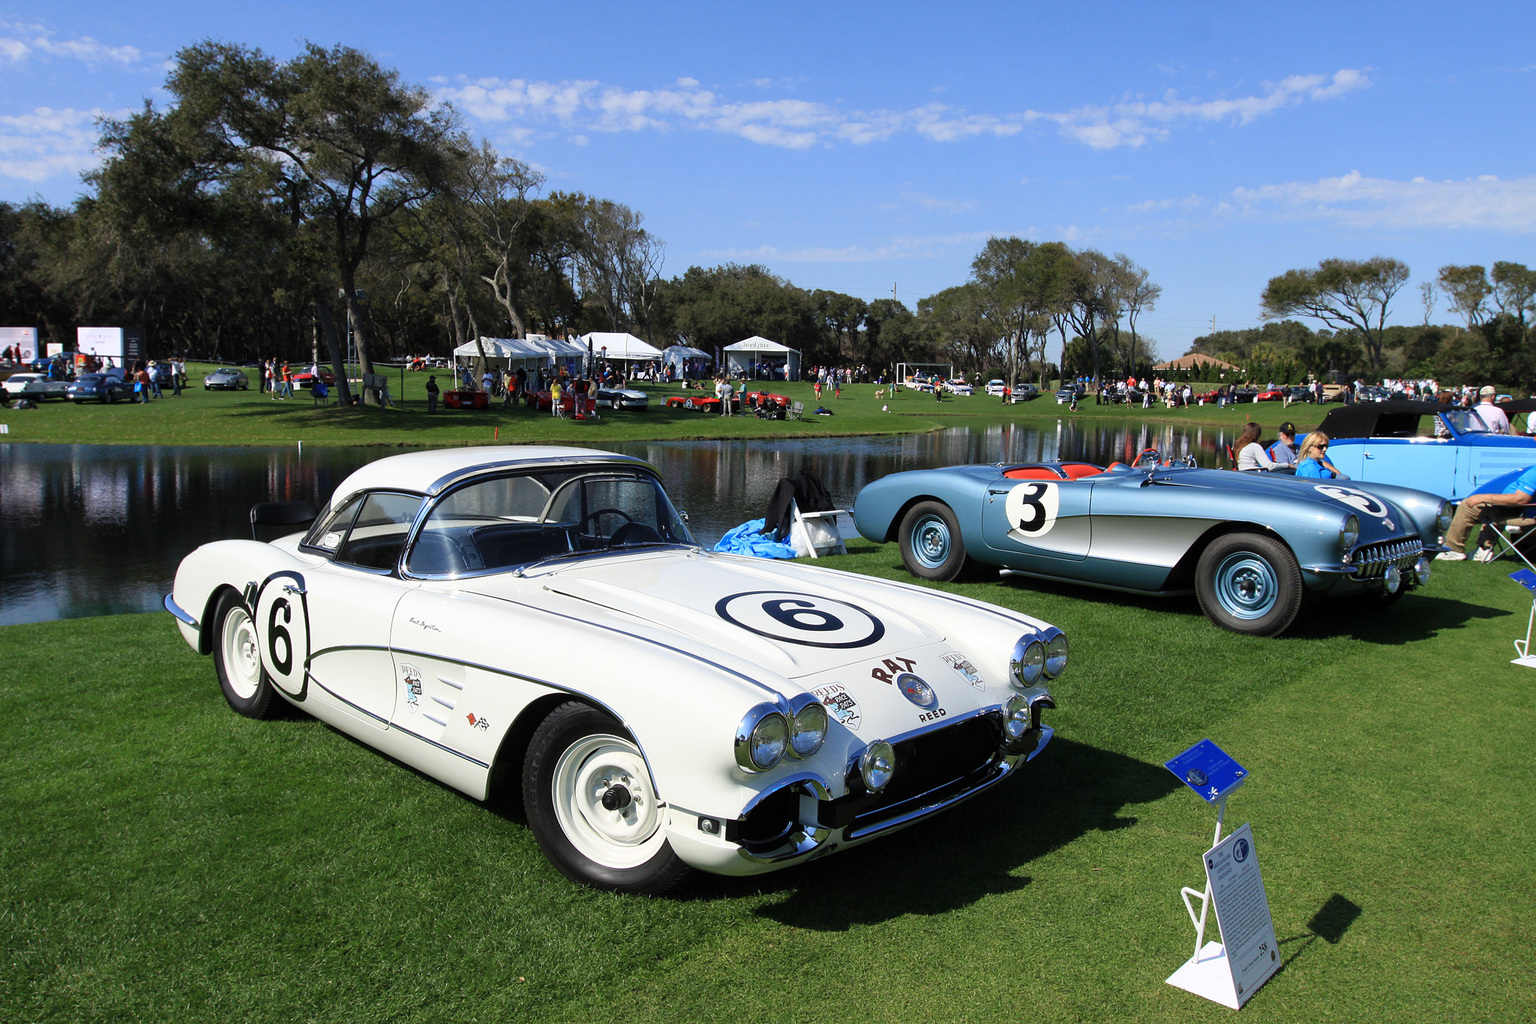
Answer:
(1164, 739, 1248, 803)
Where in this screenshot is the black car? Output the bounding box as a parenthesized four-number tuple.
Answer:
(67, 373, 136, 403)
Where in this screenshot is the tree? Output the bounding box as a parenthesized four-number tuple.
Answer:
(1260, 257, 1410, 370)
(1436, 264, 1491, 329)
(100, 40, 466, 401)
(1491, 261, 1536, 330)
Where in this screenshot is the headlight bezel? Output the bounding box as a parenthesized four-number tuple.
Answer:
(1340, 513, 1360, 555)
(786, 693, 828, 759)
(1010, 633, 1047, 689)
(734, 703, 790, 773)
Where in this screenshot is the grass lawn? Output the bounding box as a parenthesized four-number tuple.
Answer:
(0, 364, 1325, 449)
(1, 549, 1531, 1022)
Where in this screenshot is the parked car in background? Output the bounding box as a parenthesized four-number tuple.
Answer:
(593, 386, 649, 410)
(165, 446, 1066, 893)
(853, 454, 1450, 637)
(943, 379, 974, 396)
(203, 368, 250, 390)
(66, 372, 135, 403)
(985, 379, 1008, 397)
(290, 369, 336, 390)
(1320, 400, 1536, 502)
(3, 373, 70, 401)
(1011, 383, 1040, 402)
(1054, 388, 1080, 405)
(1254, 388, 1286, 402)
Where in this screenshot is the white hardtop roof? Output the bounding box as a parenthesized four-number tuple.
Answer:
(330, 446, 654, 505)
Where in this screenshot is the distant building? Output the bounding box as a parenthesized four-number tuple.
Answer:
(1153, 354, 1242, 373)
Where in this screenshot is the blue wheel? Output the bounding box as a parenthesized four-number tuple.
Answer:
(1195, 533, 1303, 636)
(899, 501, 972, 581)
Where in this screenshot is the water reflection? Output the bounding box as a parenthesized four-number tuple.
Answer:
(1, 421, 1242, 625)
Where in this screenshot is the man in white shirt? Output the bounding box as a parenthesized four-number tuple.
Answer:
(1469, 385, 1510, 433)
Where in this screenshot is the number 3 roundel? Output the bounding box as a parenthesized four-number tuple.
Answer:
(255, 571, 311, 697)
(1005, 481, 1061, 540)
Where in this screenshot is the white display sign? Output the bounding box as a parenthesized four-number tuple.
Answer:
(1167, 822, 1280, 1008)
(77, 326, 124, 360)
(0, 326, 37, 361)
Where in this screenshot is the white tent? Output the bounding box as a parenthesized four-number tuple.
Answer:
(662, 343, 712, 380)
(579, 332, 663, 362)
(724, 336, 801, 381)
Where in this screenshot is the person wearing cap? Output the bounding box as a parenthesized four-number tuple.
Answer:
(1466, 386, 1510, 434)
(1267, 422, 1299, 469)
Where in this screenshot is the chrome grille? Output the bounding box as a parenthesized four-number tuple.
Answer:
(1351, 537, 1422, 579)
(842, 714, 1005, 838)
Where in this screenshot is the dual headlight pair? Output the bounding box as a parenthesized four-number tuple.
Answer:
(735, 694, 828, 773)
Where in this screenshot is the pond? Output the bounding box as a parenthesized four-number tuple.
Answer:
(0, 419, 1242, 625)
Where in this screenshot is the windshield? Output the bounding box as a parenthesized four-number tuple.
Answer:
(405, 466, 693, 576)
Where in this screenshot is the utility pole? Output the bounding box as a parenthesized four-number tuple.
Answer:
(1212, 315, 1216, 335)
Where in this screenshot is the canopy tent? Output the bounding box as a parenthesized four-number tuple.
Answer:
(579, 332, 663, 363)
(452, 336, 588, 388)
(662, 343, 712, 380)
(724, 336, 801, 381)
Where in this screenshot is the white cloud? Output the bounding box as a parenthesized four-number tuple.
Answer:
(438, 69, 1357, 152)
(0, 106, 122, 184)
(1228, 171, 1536, 231)
(703, 232, 993, 264)
(1044, 68, 1371, 149)
(0, 22, 141, 66)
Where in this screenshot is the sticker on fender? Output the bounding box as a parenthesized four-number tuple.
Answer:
(1006, 481, 1061, 540)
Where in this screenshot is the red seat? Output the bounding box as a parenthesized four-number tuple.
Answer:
(1002, 466, 1069, 480)
(1060, 462, 1106, 479)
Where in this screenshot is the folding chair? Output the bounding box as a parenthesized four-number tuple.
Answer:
(1473, 504, 1536, 571)
(786, 400, 804, 421)
(789, 501, 852, 558)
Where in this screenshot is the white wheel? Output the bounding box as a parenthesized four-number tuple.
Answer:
(524, 702, 688, 893)
(552, 734, 668, 870)
(212, 592, 281, 717)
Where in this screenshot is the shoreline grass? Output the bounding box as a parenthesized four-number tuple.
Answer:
(1, 362, 1325, 449)
(2, 547, 1531, 1022)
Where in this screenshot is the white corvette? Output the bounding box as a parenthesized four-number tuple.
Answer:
(166, 446, 1066, 893)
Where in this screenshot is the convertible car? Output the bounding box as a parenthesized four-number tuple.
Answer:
(593, 386, 649, 410)
(853, 454, 1452, 636)
(166, 446, 1065, 894)
(1320, 400, 1536, 501)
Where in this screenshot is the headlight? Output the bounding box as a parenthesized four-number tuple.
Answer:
(787, 694, 828, 759)
(860, 740, 896, 792)
(1003, 694, 1032, 745)
(735, 704, 789, 773)
(1010, 633, 1046, 689)
(1436, 501, 1453, 537)
(1340, 514, 1359, 555)
(1041, 626, 1069, 679)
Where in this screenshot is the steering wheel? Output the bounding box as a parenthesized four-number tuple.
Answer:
(611, 522, 664, 546)
(578, 507, 634, 533)
(1134, 448, 1161, 468)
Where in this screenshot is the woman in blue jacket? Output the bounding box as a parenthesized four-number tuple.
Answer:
(1295, 432, 1348, 479)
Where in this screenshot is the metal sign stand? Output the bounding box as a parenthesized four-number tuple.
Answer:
(1163, 739, 1278, 1009)
(1508, 570, 1536, 667)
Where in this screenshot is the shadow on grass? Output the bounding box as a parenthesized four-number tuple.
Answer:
(1290, 593, 1507, 644)
(1276, 892, 1363, 970)
(680, 738, 1182, 928)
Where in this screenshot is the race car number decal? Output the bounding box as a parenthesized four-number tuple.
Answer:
(716, 591, 886, 648)
(1005, 481, 1061, 539)
(1314, 485, 1390, 519)
(254, 570, 310, 698)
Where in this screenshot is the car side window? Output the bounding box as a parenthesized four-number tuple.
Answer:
(330, 492, 423, 570)
(305, 495, 364, 553)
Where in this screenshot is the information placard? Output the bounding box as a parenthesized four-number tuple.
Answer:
(1205, 822, 1279, 1006)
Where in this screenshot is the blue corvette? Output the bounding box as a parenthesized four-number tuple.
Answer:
(1320, 400, 1536, 502)
(852, 455, 1452, 636)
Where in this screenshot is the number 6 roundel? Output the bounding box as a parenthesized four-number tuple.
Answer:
(255, 571, 311, 698)
(1005, 481, 1061, 540)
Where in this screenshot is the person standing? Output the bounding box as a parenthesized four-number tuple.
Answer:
(135, 364, 151, 404)
(550, 378, 563, 417)
(425, 375, 439, 413)
(1469, 386, 1510, 433)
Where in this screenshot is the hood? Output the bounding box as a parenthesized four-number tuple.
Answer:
(455, 548, 1002, 730)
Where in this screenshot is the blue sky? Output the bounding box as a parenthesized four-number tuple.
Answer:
(2, 1, 1532, 357)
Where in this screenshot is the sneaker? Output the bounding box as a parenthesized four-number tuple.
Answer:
(1474, 547, 1496, 563)
(1435, 550, 1467, 561)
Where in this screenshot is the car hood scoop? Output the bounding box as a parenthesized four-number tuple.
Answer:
(504, 550, 947, 679)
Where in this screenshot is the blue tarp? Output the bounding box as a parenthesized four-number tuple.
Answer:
(712, 517, 797, 559)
